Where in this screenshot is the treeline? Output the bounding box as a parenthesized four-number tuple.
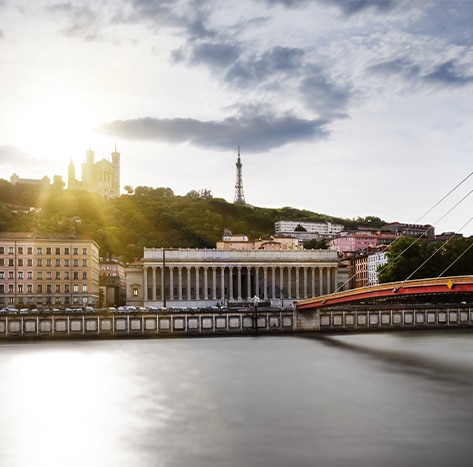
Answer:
(378, 236, 473, 283)
(0, 180, 352, 262)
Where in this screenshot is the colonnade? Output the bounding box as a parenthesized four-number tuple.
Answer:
(142, 264, 338, 304)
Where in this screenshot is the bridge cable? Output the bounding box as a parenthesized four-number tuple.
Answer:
(402, 214, 473, 283)
(332, 172, 473, 294)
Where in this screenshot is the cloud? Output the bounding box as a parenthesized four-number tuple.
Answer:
(368, 57, 473, 89)
(0, 145, 31, 165)
(96, 113, 329, 152)
(173, 41, 241, 69)
(322, 0, 401, 16)
(299, 66, 351, 117)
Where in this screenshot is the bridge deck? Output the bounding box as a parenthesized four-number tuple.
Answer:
(296, 275, 473, 310)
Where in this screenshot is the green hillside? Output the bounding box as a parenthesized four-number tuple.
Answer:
(0, 180, 372, 262)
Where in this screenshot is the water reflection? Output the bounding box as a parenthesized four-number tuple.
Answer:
(0, 333, 473, 467)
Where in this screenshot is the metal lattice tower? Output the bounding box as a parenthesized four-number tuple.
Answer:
(234, 146, 246, 205)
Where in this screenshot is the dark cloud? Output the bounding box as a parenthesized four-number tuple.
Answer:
(369, 57, 473, 88)
(173, 41, 241, 69)
(96, 113, 329, 152)
(299, 67, 351, 117)
(224, 46, 305, 87)
(423, 60, 473, 86)
(322, 0, 400, 16)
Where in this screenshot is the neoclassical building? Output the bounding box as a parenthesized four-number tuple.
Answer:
(126, 248, 348, 308)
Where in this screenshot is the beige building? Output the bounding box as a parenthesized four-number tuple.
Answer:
(126, 247, 348, 308)
(0, 233, 100, 309)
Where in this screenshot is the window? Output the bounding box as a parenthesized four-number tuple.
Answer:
(8, 284, 14, 293)
(73, 259, 78, 267)
(18, 247, 23, 254)
(64, 259, 69, 267)
(8, 247, 14, 254)
(82, 248, 87, 255)
(73, 248, 78, 255)
(18, 284, 23, 293)
(27, 284, 32, 293)
(64, 271, 70, 280)
(46, 271, 52, 280)
(18, 259, 23, 267)
(27, 259, 32, 267)
(133, 288, 138, 297)
(82, 272, 87, 279)
(8, 259, 13, 267)
(55, 259, 61, 267)
(73, 284, 79, 293)
(37, 272, 43, 280)
(18, 271, 23, 279)
(27, 271, 32, 279)
(55, 271, 60, 279)
(0, 247, 3, 254)
(46, 285, 52, 293)
(37, 259, 42, 267)
(0, 259, 3, 266)
(65, 284, 70, 293)
(46, 247, 51, 255)
(36, 247, 43, 255)
(0, 271, 3, 279)
(82, 259, 88, 267)
(46, 259, 52, 267)
(55, 284, 61, 293)
(8, 271, 13, 279)
(82, 284, 88, 293)
(64, 248, 69, 255)
(55, 247, 61, 255)
(27, 247, 32, 254)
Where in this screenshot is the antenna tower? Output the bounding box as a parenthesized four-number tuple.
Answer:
(234, 146, 246, 205)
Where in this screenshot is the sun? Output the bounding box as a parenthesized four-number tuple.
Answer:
(14, 87, 100, 164)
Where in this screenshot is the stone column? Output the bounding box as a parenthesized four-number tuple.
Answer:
(295, 266, 300, 299)
(178, 267, 183, 300)
(326, 267, 331, 294)
(212, 267, 217, 300)
(334, 267, 338, 292)
(160, 266, 165, 302)
(263, 267, 268, 300)
(186, 266, 192, 300)
(279, 267, 284, 299)
(247, 266, 252, 299)
(311, 267, 316, 297)
(152, 266, 156, 300)
(143, 266, 148, 301)
(237, 267, 242, 301)
(229, 266, 234, 301)
(287, 266, 292, 299)
(195, 267, 200, 300)
(220, 267, 225, 300)
(271, 267, 276, 299)
(319, 267, 324, 296)
(169, 267, 174, 300)
(204, 267, 209, 300)
(303, 267, 308, 299)
(255, 267, 260, 297)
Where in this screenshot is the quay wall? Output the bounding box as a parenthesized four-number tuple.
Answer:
(0, 305, 472, 340)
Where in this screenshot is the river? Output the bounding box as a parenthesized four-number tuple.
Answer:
(1, 330, 473, 467)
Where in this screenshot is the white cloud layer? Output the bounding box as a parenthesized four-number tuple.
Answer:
(1, 0, 473, 235)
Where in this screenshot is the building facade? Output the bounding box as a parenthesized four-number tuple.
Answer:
(126, 248, 348, 308)
(100, 258, 126, 307)
(0, 233, 100, 309)
(275, 220, 344, 237)
(68, 145, 120, 199)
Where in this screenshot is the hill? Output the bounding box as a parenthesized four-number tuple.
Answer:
(0, 180, 379, 262)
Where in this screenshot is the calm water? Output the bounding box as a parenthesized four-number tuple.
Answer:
(1, 331, 473, 467)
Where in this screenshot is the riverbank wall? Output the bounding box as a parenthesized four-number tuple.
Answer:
(0, 305, 472, 340)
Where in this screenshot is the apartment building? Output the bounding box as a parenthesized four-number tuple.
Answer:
(0, 233, 100, 309)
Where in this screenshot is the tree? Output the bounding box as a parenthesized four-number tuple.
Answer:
(303, 238, 328, 249)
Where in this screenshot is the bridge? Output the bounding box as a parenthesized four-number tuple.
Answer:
(296, 275, 473, 311)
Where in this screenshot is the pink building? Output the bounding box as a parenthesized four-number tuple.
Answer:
(329, 232, 378, 255)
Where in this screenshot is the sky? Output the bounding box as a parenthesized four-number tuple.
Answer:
(1, 0, 473, 236)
